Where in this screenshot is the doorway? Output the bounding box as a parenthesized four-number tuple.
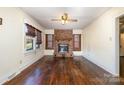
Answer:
(119, 16, 124, 77)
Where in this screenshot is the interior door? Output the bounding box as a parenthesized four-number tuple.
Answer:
(120, 33, 124, 56)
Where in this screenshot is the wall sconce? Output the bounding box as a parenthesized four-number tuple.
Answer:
(0, 18, 2, 25)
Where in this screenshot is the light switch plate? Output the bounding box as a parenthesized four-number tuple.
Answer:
(0, 18, 2, 25)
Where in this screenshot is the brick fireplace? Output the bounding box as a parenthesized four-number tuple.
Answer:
(54, 29, 73, 57)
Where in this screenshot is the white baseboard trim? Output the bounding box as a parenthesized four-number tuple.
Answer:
(83, 54, 119, 76)
(0, 70, 21, 85)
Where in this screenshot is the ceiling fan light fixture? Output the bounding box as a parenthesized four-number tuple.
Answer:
(61, 20, 68, 25)
(61, 20, 65, 25)
(51, 13, 77, 25)
(65, 20, 68, 24)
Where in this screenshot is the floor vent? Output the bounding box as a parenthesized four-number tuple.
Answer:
(8, 73, 16, 80)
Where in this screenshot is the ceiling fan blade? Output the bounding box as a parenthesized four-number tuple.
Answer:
(51, 19, 61, 21)
(68, 19, 78, 22)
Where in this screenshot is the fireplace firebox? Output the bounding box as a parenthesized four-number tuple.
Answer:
(58, 44, 68, 53)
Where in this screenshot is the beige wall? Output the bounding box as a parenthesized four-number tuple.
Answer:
(0, 8, 45, 84)
(44, 29, 83, 56)
(83, 8, 124, 75)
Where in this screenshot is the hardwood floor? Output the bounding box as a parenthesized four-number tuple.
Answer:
(4, 56, 124, 85)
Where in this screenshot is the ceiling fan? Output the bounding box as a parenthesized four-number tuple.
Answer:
(51, 13, 78, 25)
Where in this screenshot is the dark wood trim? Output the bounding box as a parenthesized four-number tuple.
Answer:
(73, 34, 81, 51)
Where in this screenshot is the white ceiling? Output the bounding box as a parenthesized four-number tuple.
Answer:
(21, 7, 110, 29)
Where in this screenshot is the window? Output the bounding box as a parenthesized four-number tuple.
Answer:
(25, 23, 42, 50)
(26, 38, 33, 51)
(73, 34, 81, 51)
(25, 36, 35, 52)
(36, 29, 42, 49)
(46, 34, 54, 49)
(36, 29, 42, 44)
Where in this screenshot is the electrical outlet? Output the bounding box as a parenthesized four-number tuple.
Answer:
(109, 37, 112, 41)
(19, 60, 22, 64)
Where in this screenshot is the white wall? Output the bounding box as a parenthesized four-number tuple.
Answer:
(44, 29, 83, 56)
(20, 11, 45, 72)
(83, 8, 124, 76)
(0, 8, 45, 84)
